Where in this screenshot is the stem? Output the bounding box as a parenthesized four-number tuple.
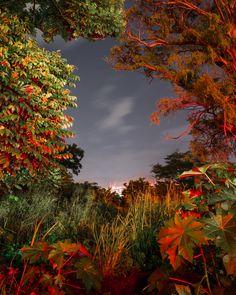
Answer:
(41, 222, 58, 240)
(210, 251, 221, 287)
(63, 283, 85, 290)
(16, 260, 28, 295)
(196, 275, 206, 295)
(169, 277, 194, 286)
(31, 218, 44, 246)
(203, 173, 215, 185)
(200, 245, 212, 293)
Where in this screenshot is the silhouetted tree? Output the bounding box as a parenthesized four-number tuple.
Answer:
(59, 143, 84, 175)
(152, 151, 202, 182)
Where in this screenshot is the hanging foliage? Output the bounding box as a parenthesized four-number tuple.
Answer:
(0, 0, 125, 42)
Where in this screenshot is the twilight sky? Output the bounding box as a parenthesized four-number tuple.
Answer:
(39, 35, 190, 187)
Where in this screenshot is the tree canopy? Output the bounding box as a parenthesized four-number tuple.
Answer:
(0, 1, 125, 179)
(151, 150, 202, 182)
(108, 0, 236, 161)
(0, 10, 78, 178)
(0, 0, 125, 41)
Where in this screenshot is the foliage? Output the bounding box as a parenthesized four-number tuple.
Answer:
(108, 0, 236, 160)
(92, 192, 170, 277)
(59, 143, 84, 176)
(0, 240, 102, 294)
(0, 187, 57, 246)
(0, 167, 71, 196)
(92, 214, 131, 277)
(159, 215, 207, 270)
(0, 10, 78, 178)
(152, 150, 203, 185)
(0, 174, 189, 294)
(0, 0, 125, 42)
(122, 177, 157, 205)
(156, 163, 236, 294)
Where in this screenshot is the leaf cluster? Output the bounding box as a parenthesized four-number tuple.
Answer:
(0, 240, 102, 294)
(0, 10, 78, 177)
(157, 163, 236, 294)
(0, 0, 126, 42)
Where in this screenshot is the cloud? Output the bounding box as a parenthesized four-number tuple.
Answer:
(98, 97, 135, 131)
(92, 84, 116, 109)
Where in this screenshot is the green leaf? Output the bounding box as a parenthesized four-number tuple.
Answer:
(75, 257, 102, 291)
(203, 213, 236, 256)
(21, 241, 50, 264)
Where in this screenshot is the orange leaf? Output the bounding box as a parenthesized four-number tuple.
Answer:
(159, 215, 207, 269)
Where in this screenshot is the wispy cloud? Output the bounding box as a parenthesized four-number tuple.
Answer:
(98, 97, 134, 130)
(92, 84, 136, 134)
(92, 84, 116, 109)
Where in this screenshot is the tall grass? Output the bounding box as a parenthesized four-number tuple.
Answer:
(91, 185, 182, 276)
(0, 177, 185, 289)
(92, 214, 131, 276)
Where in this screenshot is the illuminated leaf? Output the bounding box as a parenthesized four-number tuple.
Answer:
(175, 284, 192, 295)
(21, 241, 51, 264)
(223, 255, 236, 276)
(159, 215, 207, 269)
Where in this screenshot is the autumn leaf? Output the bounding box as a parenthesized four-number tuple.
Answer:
(147, 268, 170, 293)
(159, 215, 207, 269)
(21, 241, 51, 263)
(175, 284, 192, 295)
(223, 255, 236, 276)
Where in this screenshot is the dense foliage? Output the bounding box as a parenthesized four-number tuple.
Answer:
(0, 0, 126, 179)
(0, 0, 125, 42)
(0, 10, 78, 178)
(109, 0, 236, 160)
(0, 0, 235, 294)
(59, 143, 84, 175)
(152, 150, 202, 182)
(156, 163, 236, 294)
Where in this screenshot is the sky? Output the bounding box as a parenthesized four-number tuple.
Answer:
(39, 34, 190, 188)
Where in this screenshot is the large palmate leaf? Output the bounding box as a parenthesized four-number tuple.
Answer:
(159, 215, 207, 269)
(21, 241, 51, 263)
(203, 213, 236, 256)
(75, 257, 102, 291)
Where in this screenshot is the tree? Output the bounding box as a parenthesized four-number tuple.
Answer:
(59, 143, 84, 175)
(108, 0, 236, 161)
(0, 10, 78, 178)
(122, 177, 156, 204)
(0, 1, 125, 178)
(151, 150, 202, 182)
(0, 0, 125, 41)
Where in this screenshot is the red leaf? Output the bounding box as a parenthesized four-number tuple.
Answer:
(25, 86, 33, 93)
(78, 245, 91, 258)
